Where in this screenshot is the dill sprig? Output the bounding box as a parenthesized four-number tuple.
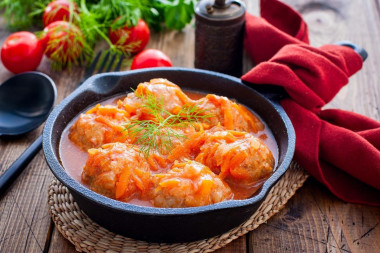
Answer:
(124, 90, 212, 156)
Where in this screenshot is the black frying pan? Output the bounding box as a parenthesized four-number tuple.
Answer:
(43, 67, 295, 243)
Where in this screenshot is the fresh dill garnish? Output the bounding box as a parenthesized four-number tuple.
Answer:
(124, 90, 213, 156)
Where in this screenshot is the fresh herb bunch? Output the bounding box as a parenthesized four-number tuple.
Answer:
(124, 91, 212, 156)
(0, 0, 50, 30)
(0, 0, 197, 32)
(0, 0, 197, 68)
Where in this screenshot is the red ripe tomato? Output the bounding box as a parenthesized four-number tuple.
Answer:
(109, 19, 150, 54)
(1, 31, 44, 74)
(43, 0, 79, 27)
(41, 21, 84, 65)
(130, 49, 172, 70)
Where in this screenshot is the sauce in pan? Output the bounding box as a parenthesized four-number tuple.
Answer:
(59, 79, 278, 208)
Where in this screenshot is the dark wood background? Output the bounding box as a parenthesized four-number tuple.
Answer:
(1, 0, 379, 252)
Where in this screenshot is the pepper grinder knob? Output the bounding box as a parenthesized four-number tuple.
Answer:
(214, 0, 226, 8)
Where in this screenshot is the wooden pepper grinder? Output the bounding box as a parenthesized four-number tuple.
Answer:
(195, 0, 246, 77)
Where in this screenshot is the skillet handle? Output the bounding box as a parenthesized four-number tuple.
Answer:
(335, 41, 368, 62)
(241, 82, 288, 102)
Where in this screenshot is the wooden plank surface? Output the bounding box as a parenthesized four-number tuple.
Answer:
(0, 0, 379, 252)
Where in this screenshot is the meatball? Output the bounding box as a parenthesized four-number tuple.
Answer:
(82, 143, 150, 201)
(144, 125, 201, 172)
(195, 130, 274, 186)
(69, 104, 130, 151)
(196, 94, 265, 133)
(118, 78, 194, 118)
(151, 160, 233, 208)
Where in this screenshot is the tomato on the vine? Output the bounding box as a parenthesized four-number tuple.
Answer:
(130, 49, 172, 70)
(1, 31, 44, 74)
(43, 0, 79, 26)
(109, 19, 150, 54)
(41, 21, 84, 66)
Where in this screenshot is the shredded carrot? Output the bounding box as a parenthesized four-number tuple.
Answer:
(229, 152, 247, 174)
(159, 178, 180, 188)
(205, 94, 221, 105)
(199, 179, 213, 196)
(121, 102, 135, 115)
(172, 106, 181, 115)
(86, 104, 101, 114)
(219, 156, 231, 179)
(175, 89, 191, 104)
(146, 156, 159, 171)
(222, 102, 234, 130)
(133, 168, 149, 191)
(154, 154, 168, 169)
(168, 132, 204, 162)
(115, 169, 131, 199)
(229, 131, 246, 138)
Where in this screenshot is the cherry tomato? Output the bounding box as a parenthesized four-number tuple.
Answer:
(130, 49, 172, 70)
(41, 21, 84, 65)
(43, 0, 79, 26)
(109, 19, 150, 54)
(1, 32, 44, 74)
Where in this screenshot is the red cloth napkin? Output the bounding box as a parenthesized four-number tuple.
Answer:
(242, 0, 380, 206)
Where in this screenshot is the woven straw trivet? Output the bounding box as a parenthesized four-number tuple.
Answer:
(48, 161, 308, 253)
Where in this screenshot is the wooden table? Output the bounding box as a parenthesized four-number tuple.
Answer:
(1, 0, 380, 252)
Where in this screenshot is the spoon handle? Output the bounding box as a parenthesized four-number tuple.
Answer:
(0, 135, 42, 197)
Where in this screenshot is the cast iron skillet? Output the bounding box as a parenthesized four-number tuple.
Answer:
(43, 68, 295, 243)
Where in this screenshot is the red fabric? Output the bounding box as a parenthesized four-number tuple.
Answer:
(242, 0, 380, 205)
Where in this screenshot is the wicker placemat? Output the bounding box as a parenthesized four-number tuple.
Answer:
(48, 161, 308, 253)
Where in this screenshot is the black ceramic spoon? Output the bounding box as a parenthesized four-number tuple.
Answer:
(0, 72, 56, 196)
